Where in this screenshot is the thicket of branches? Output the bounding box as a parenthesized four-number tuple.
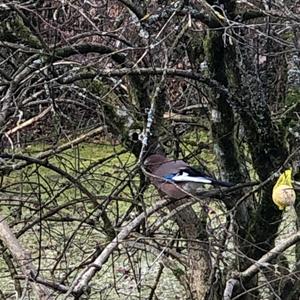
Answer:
(0, 0, 300, 299)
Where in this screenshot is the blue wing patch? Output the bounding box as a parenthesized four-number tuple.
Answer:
(163, 173, 176, 181)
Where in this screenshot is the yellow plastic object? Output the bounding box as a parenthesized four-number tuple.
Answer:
(272, 169, 296, 210)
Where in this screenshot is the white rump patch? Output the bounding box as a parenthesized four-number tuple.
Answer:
(172, 172, 212, 184)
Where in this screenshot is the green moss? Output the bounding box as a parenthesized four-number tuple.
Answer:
(1, 143, 137, 219)
(286, 88, 300, 106)
(1, 15, 41, 48)
(173, 267, 185, 277)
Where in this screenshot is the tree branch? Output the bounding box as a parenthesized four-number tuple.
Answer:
(63, 196, 183, 297)
(223, 231, 300, 299)
(0, 214, 51, 299)
(5, 106, 52, 136)
(60, 67, 229, 95)
(117, 0, 145, 19)
(0, 152, 115, 239)
(1, 126, 106, 172)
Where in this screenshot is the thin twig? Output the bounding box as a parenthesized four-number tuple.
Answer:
(5, 106, 52, 136)
(223, 231, 300, 299)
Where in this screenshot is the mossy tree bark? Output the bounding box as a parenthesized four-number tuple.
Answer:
(198, 0, 290, 298)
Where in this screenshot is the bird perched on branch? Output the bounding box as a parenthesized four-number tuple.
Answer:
(272, 169, 296, 210)
(144, 154, 233, 199)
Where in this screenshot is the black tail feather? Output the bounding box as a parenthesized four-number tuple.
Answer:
(180, 167, 234, 187)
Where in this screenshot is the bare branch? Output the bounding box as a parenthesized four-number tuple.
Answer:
(223, 231, 300, 299)
(64, 197, 172, 297)
(5, 106, 52, 136)
(0, 215, 52, 299)
(117, 0, 145, 19)
(1, 126, 106, 172)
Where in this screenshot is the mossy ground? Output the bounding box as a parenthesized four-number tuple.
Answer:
(0, 143, 186, 299)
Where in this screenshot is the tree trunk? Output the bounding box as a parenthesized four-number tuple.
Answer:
(168, 200, 211, 299)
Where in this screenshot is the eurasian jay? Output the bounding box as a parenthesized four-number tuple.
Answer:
(144, 154, 233, 199)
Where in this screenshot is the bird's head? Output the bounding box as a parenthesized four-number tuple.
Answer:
(143, 154, 168, 173)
